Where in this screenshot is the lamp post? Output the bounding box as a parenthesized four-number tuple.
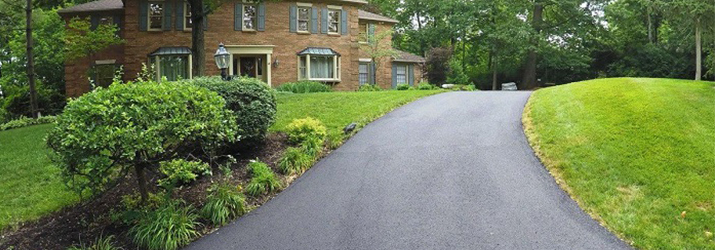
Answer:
(214, 43, 230, 80)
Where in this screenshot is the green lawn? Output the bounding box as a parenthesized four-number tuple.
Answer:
(523, 78, 715, 249)
(0, 124, 77, 230)
(0, 90, 441, 230)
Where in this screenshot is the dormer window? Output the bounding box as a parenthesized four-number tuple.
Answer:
(148, 1, 163, 31)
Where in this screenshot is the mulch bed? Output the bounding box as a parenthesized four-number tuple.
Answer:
(0, 133, 291, 250)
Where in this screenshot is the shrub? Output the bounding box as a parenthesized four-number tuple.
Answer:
(46, 81, 237, 203)
(417, 83, 437, 90)
(130, 200, 200, 250)
(0, 107, 7, 124)
(358, 84, 382, 92)
(201, 182, 246, 226)
(275, 80, 331, 93)
(157, 159, 212, 189)
(301, 136, 324, 159)
(67, 235, 121, 250)
(396, 84, 410, 90)
(187, 76, 277, 142)
(245, 161, 282, 197)
(278, 147, 312, 174)
(0, 115, 56, 131)
(284, 117, 327, 145)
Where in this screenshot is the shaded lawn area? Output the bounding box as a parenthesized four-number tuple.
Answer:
(523, 78, 715, 249)
(0, 90, 442, 230)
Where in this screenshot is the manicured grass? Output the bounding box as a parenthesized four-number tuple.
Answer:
(271, 90, 442, 139)
(523, 78, 715, 249)
(0, 124, 77, 230)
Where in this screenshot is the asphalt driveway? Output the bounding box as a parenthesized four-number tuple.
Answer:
(186, 91, 630, 250)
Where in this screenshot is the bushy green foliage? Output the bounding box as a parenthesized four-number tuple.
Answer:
(278, 147, 312, 175)
(275, 81, 331, 93)
(201, 182, 246, 226)
(417, 83, 438, 90)
(607, 44, 693, 79)
(284, 117, 327, 145)
(245, 161, 282, 197)
(396, 84, 410, 90)
(446, 58, 471, 86)
(46, 81, 237, 199)
(130, 200, 200, 250)
(187, 76, 277, 142)
(67, 235, 121, 250)
(358, 84, 383, 92)
(0, 116, 56, 131)
(157, 159, 211, 189)
(0, 107, 7, 124)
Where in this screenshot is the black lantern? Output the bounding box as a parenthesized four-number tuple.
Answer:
(214, 43, 230, 80)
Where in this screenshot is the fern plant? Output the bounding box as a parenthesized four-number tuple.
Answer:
(245, 161, 282, 197)
(201, 182, 246, 226)
(129, 200, 200, 250)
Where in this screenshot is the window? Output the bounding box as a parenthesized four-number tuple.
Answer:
(148, 2, 163, 31)
(328, 9, 340, 34)
(359, 23, 376, 43)
(359, 63, 369, 85)
(98, 16, 114, 25)
(151, 55, 190, 81)
(298, 55, 340, 81)
(396, 65, 407, 84)
(299, 56, 307, 79)
(184, 2, 192, 30)
(297, 6, 310, 32)
(93, 64, 116, 88)
(243, 1, 257, 30)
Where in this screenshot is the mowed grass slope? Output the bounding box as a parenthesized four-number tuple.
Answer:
(0, 90, 441, 230)
(524, 78, 715, 249)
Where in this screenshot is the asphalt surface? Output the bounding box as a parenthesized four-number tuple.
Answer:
(186, 91, 630, 250)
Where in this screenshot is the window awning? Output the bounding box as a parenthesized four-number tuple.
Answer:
(148, 47, 192, 57)
(297, 47, 340, 56)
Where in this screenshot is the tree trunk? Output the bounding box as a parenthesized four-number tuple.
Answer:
(695, 17, 701, 81)
(135, 164, 148, 204)
(190, 0, 206, 77)
(26, 0, 38, 118)
(521, 2, 543, 90)
(647, 5, 653, 44)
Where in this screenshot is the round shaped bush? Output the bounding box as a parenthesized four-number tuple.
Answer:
(188, 76, 277, 143)
(46, 81, 237, 198)
(285, 117, 327, 145)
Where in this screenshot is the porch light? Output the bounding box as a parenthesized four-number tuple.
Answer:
(214, 43, 230, 80)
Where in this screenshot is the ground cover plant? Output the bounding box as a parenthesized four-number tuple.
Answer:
(523, 78, 715, 249)
(244, 161, 282, 197)
(201, 182, 247, 226)
(0, 116, 56, 131)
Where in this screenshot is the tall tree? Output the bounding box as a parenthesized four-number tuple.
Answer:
(26, 0, 39, 117)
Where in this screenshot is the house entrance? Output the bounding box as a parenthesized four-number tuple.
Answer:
(234, 56, 264, 79)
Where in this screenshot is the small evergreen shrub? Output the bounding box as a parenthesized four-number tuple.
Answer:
(201, 182, 246, 226)
(67, 235, 121, 250)
(275, 81, 331, 93)
(0, 115, 56, 131)
(157, 159, 212, 189)
(285, 117, 327, 145)
(245, 161, 282, 197)
(396, 84, 410, 90)
(187, 76, 277, 142)
(278, 147, 312, 175)
(130, 200, 200, 250)
(358, 84, 382, 92)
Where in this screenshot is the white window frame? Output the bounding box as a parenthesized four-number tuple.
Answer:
(298, 54, 341, 82)
(147, 1, 164, 31)
(396, 64, 407, 84)
(242, 0, 257, 31)
(327, 5, 342, 35)
(296, 3, 311, 33)
(183, 2, 192, 31)
(149, 54, 193, 82)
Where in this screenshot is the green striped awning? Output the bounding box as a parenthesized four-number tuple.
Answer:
(148, 47, 192, 57)
(297, 47, 340, 56)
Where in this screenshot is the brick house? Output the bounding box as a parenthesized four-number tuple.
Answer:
(58, 0, 425, 97)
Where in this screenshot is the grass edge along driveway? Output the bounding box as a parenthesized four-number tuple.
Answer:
(523, 78, 715, 249)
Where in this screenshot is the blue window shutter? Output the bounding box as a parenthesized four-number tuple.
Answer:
(391, 63, 398, 88)
(175, 2, 184, 30)
(90, 15, 98, 30)
(257, 3, 265, 31)
(321, 8, 328, 34)
(289, 5, 296, 33)
(340, 10, 347, 35)
(310, 7, 318, 34)
(163, 1, 172, 30)
(408, 64, 414, 86)
(235, 3, 242, 31)
(370, 62, 376, 85)
(139, 1, 148, 31)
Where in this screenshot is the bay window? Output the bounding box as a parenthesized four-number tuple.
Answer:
(297, 47, 341, 81)
(148, 47, 192, 82)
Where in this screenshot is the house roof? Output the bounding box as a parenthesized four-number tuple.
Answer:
(358, 10, 399, 24)
(58, 0, 123, 14)
(148, 47, 192, 56)
(297, 47, 341, 56)
(393, 50, 425, 63)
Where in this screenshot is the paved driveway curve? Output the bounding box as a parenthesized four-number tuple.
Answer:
(187, 92, 629, 250)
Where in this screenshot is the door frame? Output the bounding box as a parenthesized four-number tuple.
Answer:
(226, 45, 274, 86)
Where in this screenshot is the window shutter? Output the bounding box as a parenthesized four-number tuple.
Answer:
(289, 5, 296, 33)
(340, 10, 347, 35)
(310, 7, 318, 34)
(113, 15, 121, 36)
(408, 64, 414, 86)
(391, 63, 398, 88)
(90, 15, 99, 30)
(370, 62, 376, 85)
(163, 1, 172, 30)
(321, 8, 328, 34)
(257, 3, 265, 31)
(235, 3, 243, 31)
(139, 1, 148, 31)
(176, 2, 184, 30)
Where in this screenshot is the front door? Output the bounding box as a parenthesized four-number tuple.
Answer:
(239, 57, 257, 78)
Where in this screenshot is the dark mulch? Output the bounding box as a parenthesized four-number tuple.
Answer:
(0, 133, 289, 250)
